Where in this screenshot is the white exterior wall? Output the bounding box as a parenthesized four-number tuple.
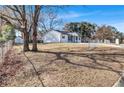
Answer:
(43, 31, 61, 43)
(77, 37, 81, 43)
(15, 29, 24, 44)
(115, 38, 120, 45)
(60, 34, 68, 43)
(42, 30, 81, 43)
(104, 39, 110, 44)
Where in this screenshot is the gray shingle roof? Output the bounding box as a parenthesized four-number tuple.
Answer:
(55, 30, 79, 36)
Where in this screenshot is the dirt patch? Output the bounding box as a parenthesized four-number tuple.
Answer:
(0, 49, 23, 86)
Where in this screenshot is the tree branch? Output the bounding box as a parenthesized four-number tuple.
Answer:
(0, 12, 22, 21)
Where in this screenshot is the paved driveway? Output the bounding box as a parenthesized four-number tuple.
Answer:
(113, 76, 124, 87)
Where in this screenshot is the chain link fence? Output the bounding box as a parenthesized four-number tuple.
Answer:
(0, 40, 13, 63)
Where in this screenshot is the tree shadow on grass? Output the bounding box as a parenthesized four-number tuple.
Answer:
(37, 50, 124, 76)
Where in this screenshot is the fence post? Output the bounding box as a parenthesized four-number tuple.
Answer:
(0, 40, 13, 63)
(1, 44, 3, 63)
(0, 45, 2, 63)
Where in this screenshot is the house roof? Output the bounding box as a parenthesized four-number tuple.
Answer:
(54, 30, 79, 36)
(67, 32, 79, 36)
(55, 30, 68, 34)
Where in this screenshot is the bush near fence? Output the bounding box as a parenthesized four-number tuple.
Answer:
(0, 40, 13, 63)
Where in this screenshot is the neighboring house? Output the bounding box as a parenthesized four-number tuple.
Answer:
(14, 29, 43, 44)
(15, 36, 23, 44)
(42, 30, 81, 43)
(15, 30, 24, 44)
(37, 31, 43, 42)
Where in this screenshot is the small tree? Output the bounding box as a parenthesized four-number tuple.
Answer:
(95, 25, 114, 42)
(0, 23, 15, 42)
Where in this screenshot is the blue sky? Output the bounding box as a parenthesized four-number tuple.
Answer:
(58, 5, 124, 32)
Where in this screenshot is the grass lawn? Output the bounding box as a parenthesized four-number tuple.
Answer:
(1, 43, 124, 87)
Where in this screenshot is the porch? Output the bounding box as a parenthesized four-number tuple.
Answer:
(68, 35, 81, 43)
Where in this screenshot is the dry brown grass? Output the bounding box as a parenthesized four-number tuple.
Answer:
(5, 43, 124, 87)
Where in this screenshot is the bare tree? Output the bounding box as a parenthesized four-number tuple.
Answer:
(0, 5, 41, 52)
(39, 6, 63, 32)
(0, 5, 64, 52)
(0, 5, 33, 51)
(95, 25, 114, 42)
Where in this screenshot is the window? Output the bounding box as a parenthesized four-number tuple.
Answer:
(62, 36, 65, 39)
(76, 36, 78, 40)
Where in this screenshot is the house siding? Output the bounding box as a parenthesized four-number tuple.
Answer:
(15, 37, 23, 44)
(43, 31, 61, 43)
(42, 30, 81, 43)
(60, 34, 68, 43)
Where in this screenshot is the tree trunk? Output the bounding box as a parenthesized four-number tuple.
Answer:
(23, 31, 30, 52)
(32, 25, 38, 51)
(31, 6, 41, 52)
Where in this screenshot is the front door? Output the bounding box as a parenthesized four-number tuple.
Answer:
(68, 35, 73, 42)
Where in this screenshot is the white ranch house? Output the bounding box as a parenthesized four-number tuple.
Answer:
(14, 30, 81, 44)
(14, 30, 119, 44)
(42, 30, 81, 43)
